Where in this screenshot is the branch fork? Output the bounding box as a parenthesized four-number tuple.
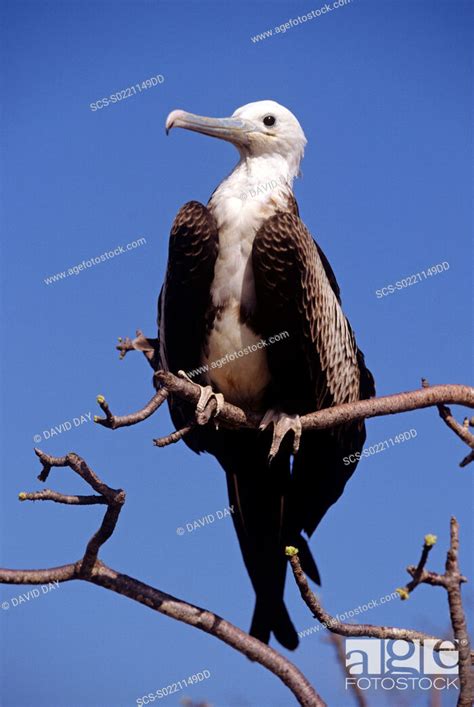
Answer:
(1, 450, 325, 707)
(286, 518, 472, 706)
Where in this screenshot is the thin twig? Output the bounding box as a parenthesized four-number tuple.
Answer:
(396, 534, 438, 598)
(460, 450, 474, 468)
(423, 379, 474, 467)
(326, 633, 368, 707)
(94, 386, 168, 430)
(154, 423, 196, 447)
(116, 329, 160, 366)
(34, 449, 69, 482)
(18, 489, 106, 505)
(437, 406, 474, 449)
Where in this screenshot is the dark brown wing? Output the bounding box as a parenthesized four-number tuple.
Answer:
(252, 210, 364, 412)
(159, 200, 218, 373)
(252, 208, 375, 539)
(158, 201, 219, 445)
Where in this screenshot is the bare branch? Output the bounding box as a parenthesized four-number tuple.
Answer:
(95, 365, 474, 467)
(422, 379, 474, 466)
(0, 562, 324, 706)
(90, 563, 325, 707)
(287, 519, 473, 705)
(5, 364, 473, 704)
(437, 406, 474, 450)
(397, 534, 438, 598)
(94, 386, 168, 430)
(286, 547, 443, 645)
(326, 633, 368, 707)
(157, 371, 474, 435)
(460, 450, 474, 468)
(0, 564, 79, 585)
(32, 449, 126, 574)
(0, 450, 325, 707)
(445, 518, 472, 706)
(154, 423, 196, 447)
(34, 449, 69, 482)
(116, 329, 160, 366)
(18, 490, 106, 505)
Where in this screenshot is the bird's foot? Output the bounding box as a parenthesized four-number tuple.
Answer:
(116, 329, 159, 363)
(177, 371, 225, 427)
(259, 409, 302, 462)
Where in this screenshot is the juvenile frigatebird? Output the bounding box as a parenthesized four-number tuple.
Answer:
(159, 100, 375, 650)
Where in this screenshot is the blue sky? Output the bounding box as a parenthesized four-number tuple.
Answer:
(1, 1, 472, 705)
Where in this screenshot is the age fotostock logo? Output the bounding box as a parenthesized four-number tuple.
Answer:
(345, 639, 459, 692)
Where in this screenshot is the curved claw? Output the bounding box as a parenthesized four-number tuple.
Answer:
(177, 371, 225, 426)
(259, 410, 302, 462)
(196, 386, 224, 415)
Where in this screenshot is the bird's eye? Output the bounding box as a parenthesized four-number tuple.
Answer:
(263, 115, 276, 127)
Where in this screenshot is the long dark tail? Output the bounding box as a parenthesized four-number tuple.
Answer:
(225, 444, 299, 650)
(250, 595, 298, 650)
(210, 428, 318, 650)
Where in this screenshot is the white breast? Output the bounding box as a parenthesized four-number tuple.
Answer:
(202, 160, 293, 408)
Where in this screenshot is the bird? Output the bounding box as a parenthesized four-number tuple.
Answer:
(158, 100, 375, 650)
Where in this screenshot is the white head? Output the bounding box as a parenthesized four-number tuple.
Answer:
(166, 100, 307, 178)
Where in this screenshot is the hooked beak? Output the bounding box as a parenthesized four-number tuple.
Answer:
(165, 109, 259, 146)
